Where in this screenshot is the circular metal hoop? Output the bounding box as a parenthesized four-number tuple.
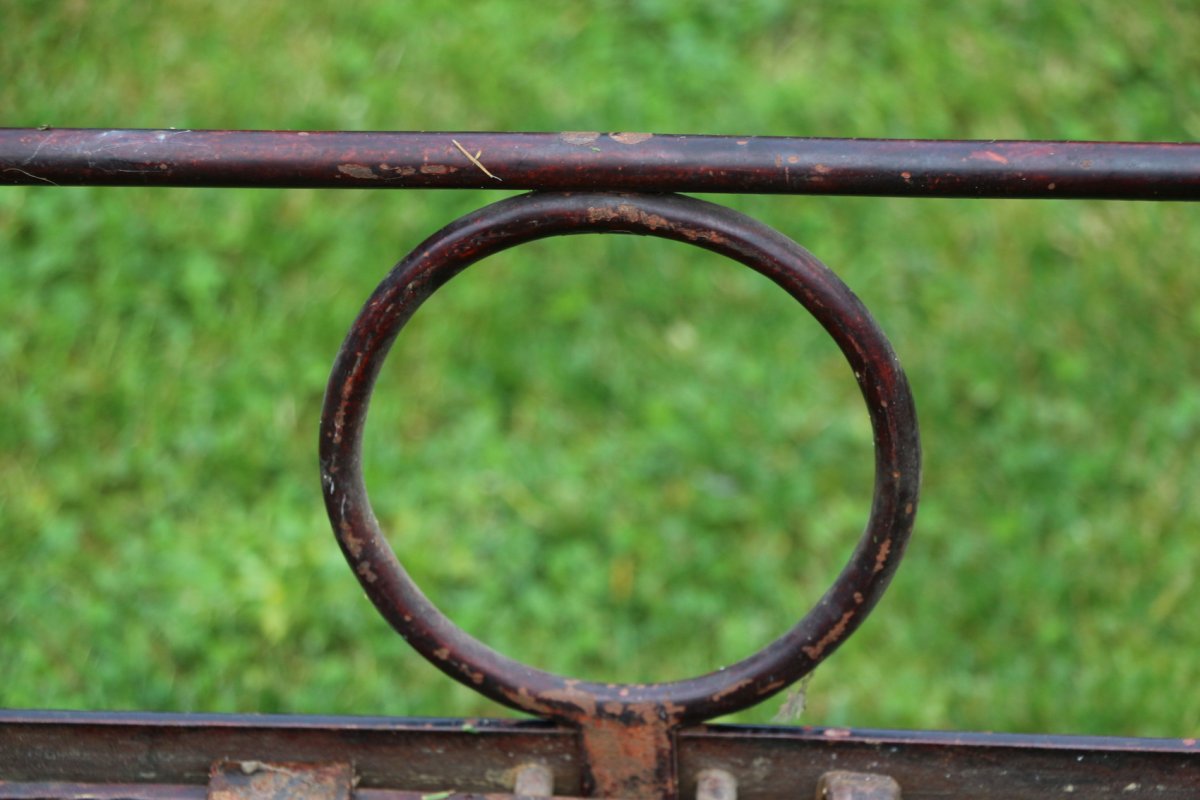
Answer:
(319, 192, 920, 726)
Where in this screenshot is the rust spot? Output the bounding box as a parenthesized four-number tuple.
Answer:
(901, 171, 912, 182)
(853, 592, 864, 604)
(579, 716, 675, 799)
(356, 561, 378, 584)
(420, 164, 452, 175)
(618, 203, 666, 229)
(786, 155, 799, 164)
(971, 150, 1010, 165)
(381, 164, 416, 176)
(610, 132, 653, 145)
(801, 610, 856, 660)
(823, 728, 852, 739)
(874, 538, 892, 574)
(562, 131, 601, 145)
(339, 521, 365, 558)
(337, 163, 378, 180)
(434, 647, 450, 660)
(813, 163, 832, 174)
(540, 682, 598, 719)
(904, 503, 913, 515)
(682, 227, 727, 244)
(587, 202, 731, 245)
(587, 203, 670, 232)
(590, 206, 619, 225)
(708, 678, 753, 703)
(499, 685, 553, 718)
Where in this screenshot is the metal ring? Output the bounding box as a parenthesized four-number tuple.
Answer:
(319, 192, 920, 726)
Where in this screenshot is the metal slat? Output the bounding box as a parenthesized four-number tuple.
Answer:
(1, 712, 1196, 799)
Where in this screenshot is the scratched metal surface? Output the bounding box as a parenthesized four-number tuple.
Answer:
(1, 129, 1198, 199)
(1, 711, 1197, 799)
(317, 190, 920, 799)
(1, 129, 1197, 798)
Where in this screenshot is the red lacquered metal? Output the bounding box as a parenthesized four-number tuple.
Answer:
(1, 128, 1197, 199)
(2, 127, 1197, 799)
(319, 191, 920, 798)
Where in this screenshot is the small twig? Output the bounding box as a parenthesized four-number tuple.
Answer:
(451, 138, 502, 181)
(3, 167, 59, 186)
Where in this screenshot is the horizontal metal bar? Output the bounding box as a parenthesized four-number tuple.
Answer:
(0, 782, 204, 800)
(0, 788, 599, 800)
(0, 129, 1197, 199)
(1, 711, 1195, 799)
(682, 725, 1200, 799)
(0, 785, 594, 800)
(0, 786, 596, 800)
(0, 711, 574, 794)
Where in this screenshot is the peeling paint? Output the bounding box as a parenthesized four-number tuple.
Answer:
(709, 678, 754, 703)
(801, 610, 856, 660)
(355, 561, 378, 583)
(873, 538, 892, 574)
(337, 163, 378, 180)
(4, 129, 1195, 198)
(339, 521, 365, 558)
(610, 132, 654, 145)
(561, 131, 601, 145)
(317, 190, 922, 800)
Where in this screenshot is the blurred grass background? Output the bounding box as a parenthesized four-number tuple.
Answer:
(1, 1, 1198, 736)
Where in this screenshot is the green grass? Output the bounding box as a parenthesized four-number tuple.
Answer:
(1, 1, 1198, 737)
